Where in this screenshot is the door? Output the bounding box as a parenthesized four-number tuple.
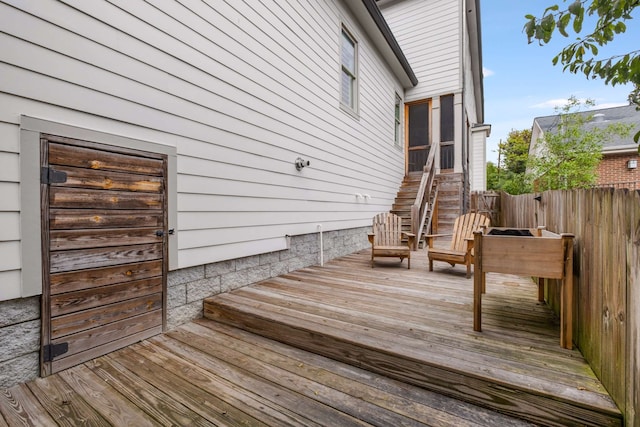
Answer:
(40, 134, 167, 375)
(406, 101, 431, 172)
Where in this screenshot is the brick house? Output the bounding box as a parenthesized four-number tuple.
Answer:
(531, 104, 640, 190)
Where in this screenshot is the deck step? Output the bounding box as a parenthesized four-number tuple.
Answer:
(204, 254, 622, 427)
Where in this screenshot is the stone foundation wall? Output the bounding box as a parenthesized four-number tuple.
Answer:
(0, 226, 370, 389)
(167, 227, 370, 329)
(0, 297, 41, 388)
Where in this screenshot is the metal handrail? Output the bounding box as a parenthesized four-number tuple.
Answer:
(410, 141, 439, 249)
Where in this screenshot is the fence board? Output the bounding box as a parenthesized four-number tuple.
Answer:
(627, 190, 640, 427)
(495, 188, 638, 426)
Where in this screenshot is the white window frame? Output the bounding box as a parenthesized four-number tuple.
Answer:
(340, 26, 358, 115)
(394, 93, 402, 146)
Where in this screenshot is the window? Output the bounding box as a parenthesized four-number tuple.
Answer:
(440, 94, 455, 169)
(440, 94, 454, 142)
(394, 94, 402, 145)
(340, 27, 357, 111)
(407, 100, 431, 172)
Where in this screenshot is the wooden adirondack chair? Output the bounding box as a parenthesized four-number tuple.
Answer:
(367, 213, 415, 269)
(425, 212, 490, 278)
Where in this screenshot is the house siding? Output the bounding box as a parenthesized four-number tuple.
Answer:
(0, 0, 406, 301)
(381, 0, 462, 101)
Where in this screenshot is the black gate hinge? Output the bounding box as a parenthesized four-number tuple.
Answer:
(41, 167, 67, 184)
(43, 343, 69, 362)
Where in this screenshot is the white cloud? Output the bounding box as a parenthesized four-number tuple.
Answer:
(530, 98, 572, 109)
(483, 67, 495, 77)
(530, 98, 629, 110)
(591, 101, 629, 109)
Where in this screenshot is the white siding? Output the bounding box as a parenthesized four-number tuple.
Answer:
(381, 0, 462, 101)
(0, 0, 406, 299)
(470, 127, 489, 191)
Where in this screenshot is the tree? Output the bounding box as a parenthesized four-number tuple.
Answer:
(524, 1, 640, 146)
(499, 129, 532, 175)
(528, 96, 631, 190)
(487, 129, 532, 195)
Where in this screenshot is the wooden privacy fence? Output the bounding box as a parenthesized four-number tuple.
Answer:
(495, 188, 639, 426)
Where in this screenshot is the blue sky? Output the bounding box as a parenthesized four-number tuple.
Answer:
(481, 1, 640, 163)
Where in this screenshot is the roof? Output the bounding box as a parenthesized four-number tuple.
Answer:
(533, 104, 640, 152)
(348, 0, 418, 88)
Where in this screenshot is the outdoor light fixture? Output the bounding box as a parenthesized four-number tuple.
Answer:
(627, 159, 638, 169)
(295, 157, 310, 171)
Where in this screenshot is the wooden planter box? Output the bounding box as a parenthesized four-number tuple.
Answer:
(473, 227, 575, 349)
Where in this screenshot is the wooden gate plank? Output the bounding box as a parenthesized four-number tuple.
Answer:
(50, 209, 163, 229)
(50, 165, 162, 193)
(50, 187, 163, 210)
(50, 243, 162, 273)
(48, 142, 164, 175)
(52, 310, 162, 359)
(51, 293, 163, 339)
(51, 277, 162, 317)
(51, 325, 163, 374)
(50, 227, 161, 250)
(50, 260, 162, 295)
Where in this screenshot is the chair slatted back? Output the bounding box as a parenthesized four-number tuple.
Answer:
(372, 213, 403, 246)
(450, 213, 490, 252)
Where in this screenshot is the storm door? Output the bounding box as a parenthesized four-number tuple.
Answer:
(407, 101, 431, 172)
(40, 134, 167, 375)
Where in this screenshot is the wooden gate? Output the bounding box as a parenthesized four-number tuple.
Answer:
(40, 134, 168, 376)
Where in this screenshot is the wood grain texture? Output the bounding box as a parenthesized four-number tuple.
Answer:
(50, 243, 162, 273)
(49, 165, 163, 193)
(51, 276, 162, 317)
(50, 260, 162, 295)
(203, 249, 621, 427)
(499, 188, 637, 423)
(50, 227, 162, 250)
(48, 141, 164, 175)
(49, 187, 163, 210)
(49, 208, 163, 230)
(51, 293, 162, 338)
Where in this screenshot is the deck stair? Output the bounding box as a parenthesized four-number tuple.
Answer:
(204, 251, 623, 427)
(432, 173, 463, 235)
(391, 172, 437, 247)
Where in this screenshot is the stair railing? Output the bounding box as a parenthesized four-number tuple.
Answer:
(410, 141, 439, 250)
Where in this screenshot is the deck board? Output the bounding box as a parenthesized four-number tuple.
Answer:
(0, 248, 620, 426)
(205, 249, 622, 426)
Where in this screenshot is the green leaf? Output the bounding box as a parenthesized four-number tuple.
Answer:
(545, 4, 560, 13)
(573, 9, 584, 32)
(558, 13, 571, 36)
(568, 0, 583, 15)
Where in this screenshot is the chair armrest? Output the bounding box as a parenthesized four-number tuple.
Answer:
(367, 233, 374, 245)
(424, 233, 452, 248)
(403, 232, 416, 248)
(465, 238, 475, 255)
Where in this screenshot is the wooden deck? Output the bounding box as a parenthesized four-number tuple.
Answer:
(0, 249, 621, 426)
